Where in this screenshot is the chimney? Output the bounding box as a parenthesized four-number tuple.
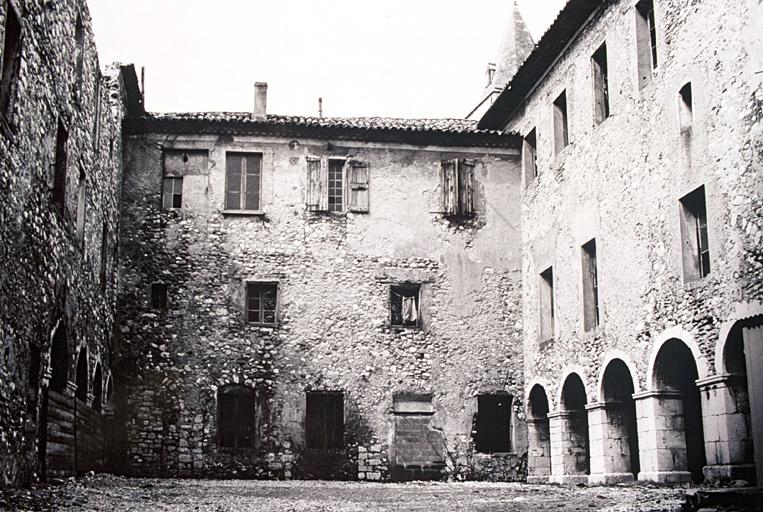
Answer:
(318, 97, 323, 118)
(254, 82, 268, 118)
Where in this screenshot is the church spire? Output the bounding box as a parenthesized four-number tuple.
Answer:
(488, 0, 535, 91)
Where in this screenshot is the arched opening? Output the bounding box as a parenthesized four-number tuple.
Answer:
(92, 363, 102, 411)
(527, 384, 551, 481)
(602, 359, 640, 477)
(653, 338, 705, 483)
(75, 347, 88, 402)
(50, 324, 68, 393)
(560, 373, 590, 475)
(721, 323, 755, 480)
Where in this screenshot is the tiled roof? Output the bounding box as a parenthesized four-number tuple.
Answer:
(125, 112, 518, 148)
(146, 112, 502, 135)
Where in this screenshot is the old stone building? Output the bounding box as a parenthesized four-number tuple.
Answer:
(478, 0, 762, 487)
(0, 0, 141, 486)
(0, 0, 760, 489)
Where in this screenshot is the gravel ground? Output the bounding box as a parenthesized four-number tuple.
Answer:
(0, 475, 690, 512)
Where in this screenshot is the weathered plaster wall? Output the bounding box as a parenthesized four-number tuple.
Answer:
(506, 0, 762, 408)
(117, 133, 527, 480)
(0, 0, 126, 487)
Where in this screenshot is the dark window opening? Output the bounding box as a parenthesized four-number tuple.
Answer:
(75, 348, 88, 402)
(53, 121, 69, 216)
(151, 282, 168, 310)
(74, 15, 84, 98)
(390, 284, 420, 328)
(475, 394, 512, 454)
(540, 267, 554, 340)
(92, 364, 102, 411)
(582, 239, 600, 331)
(592, 43, 610, 125)
(99, 223, 108, 291)
(50, 323, 68, 393)
(162, 177, 183, 210)
(225, 152, 262, 211)
(680, 186, 710, 281)
(246, 282, 277, 325)
(0, 1, 21, 126)
(218, 385, 256, 449)
(553, 91, 569, 155)
(328, 159, 344, 212)
(306, 392, 344, 450)
(636, 0, 658, 88)
(523, 128, 538, 184)
(76, 167, 86, 247)
(679, 82, 693, 134)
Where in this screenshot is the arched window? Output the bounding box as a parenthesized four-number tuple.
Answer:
(75, 347, 88, 401)
(50, 323, 68, 393)
(92, 363, 102, 411)
(218, 385, 256, 449)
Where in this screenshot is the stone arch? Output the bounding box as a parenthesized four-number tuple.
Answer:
(599, 358, 640, 479)
(556, 372, 590, 478)
(75, 345, 89, 402)
(555, 366, 591, 407)
(597, 350, 641, 402)
(525, 376, 554, 411)
(646, 326, 709, 390)
(526, 383, 552, 483)
(715, 301, 763, 375)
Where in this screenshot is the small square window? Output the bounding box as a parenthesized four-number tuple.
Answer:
(246, 282, 278, 325)
(390, 284, 421, 328)
(162, 177, 183, 210)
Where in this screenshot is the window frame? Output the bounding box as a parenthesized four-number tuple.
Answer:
(522, 128, 538, 185)
(225, 151, 264, 214)
(245, 281, 279, 327)
(591, 42, 610, 126)
(390, 283, 422, 329)
(553, 90, 569, 155)
(679, 186, 710, 282)
(581, 239, 600, 332)
(539, 266, 555, 341)
(635, 0, 658, 89)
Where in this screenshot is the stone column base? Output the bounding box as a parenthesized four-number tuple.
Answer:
(548, 474, 589, 485)
(638, 470, 692, 483)
(588, 472, 635, 485)
(703, 464, 757, 484)
(527, 475, 550, 484)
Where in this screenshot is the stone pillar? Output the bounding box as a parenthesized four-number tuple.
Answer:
(633, 390, 691, 483)
(696, 374, 755, 483)
(547, 411, 589, 484)
(587, 402, 635, 485)
(527, 417, 551, 483)
(742, 324, 763, 486)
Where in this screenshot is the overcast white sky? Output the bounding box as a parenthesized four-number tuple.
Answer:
(88, 0, 566, 118)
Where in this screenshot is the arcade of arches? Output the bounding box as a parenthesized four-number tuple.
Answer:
(526, 321, 761, 486)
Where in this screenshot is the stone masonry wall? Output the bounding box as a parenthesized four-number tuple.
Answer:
(0, 0, 126, 487)
(117, 132, 527, 480)
(506, 0, 762, 410)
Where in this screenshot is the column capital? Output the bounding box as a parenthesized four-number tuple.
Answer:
(632, 389, 683, 401)
(695, 373, 746, 389)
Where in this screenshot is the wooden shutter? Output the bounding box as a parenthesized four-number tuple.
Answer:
(440, 159, 458, 215)
(306, 157, 321, 210)
(318, 157, 329, 211)
(347, 160, 369, 213)
(458, 159, 475, 216)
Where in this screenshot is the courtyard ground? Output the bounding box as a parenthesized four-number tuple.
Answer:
(0, 474, 694, 512)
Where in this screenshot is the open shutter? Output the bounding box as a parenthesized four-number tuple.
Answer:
(440, 159, 458, 215)
(459, 159, 475, 216)
(347, 160, 369, 213)
(306, 156, 321, 210)
(318, 157, 329, 211)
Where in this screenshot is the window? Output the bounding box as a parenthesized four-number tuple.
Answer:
(680, 186, 710, 281)
(539, 267, 554, 340)
(151, 282, 168, 310)
(162, 177, 183, 210)
(522, 128, 537, 184)
(74, 15, 84, 99)
(75, 167, 86, 247)
(553, 91, 569, 155)
(581, 239, 600, 331)
(440, 159, 475, 217)
(679, 82, 693, 134)
(0, 0, 21, 129)
(306, 392, 344, 450)
(475, 394, 512, 454)
(592, 43, 610, 125)
(99, 223, 108, 291)
(218, 385, 256, 449)
(390, 284, 420, 328)
(161, 149, 208, 211)
(305, 157, 370, 213)
(636, 0, 658, 88)
(225, 152, 262, 212)
(246, 282, 277, 326)
(53, 120, 69, 216)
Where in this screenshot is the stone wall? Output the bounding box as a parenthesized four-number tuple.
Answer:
(117, 130, 528, 480)
(502, 0, 762, 483)
(0, 0, 127, 487)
